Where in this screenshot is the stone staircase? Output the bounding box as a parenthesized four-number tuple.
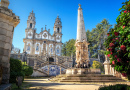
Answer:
(33, 68, 49, 76)
(51, 74, 126, 82)
(50, 74, 66, 82)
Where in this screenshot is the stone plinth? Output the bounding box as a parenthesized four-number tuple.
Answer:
(0, 4, 20, 84)
(103, 60, 110, 75)
(66, 68, 101, 75)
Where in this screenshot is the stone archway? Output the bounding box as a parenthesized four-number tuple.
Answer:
(48, 57, 54, 64)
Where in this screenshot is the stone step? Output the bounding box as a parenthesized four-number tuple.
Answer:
(60, 80, 125, 82)
(66, 74, 114, 77)
(64, 77, 122, 80)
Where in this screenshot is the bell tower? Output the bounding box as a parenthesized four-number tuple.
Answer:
(54, 16, 62, 33)
(25, 10, 36, 39)
(27, 10, 36, 29)
(53, 16, 62, 56)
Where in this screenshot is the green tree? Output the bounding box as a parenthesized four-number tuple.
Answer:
(61, 42, 67, 56)
(62, 39, 76, 56)
(86, 19, 112, 62)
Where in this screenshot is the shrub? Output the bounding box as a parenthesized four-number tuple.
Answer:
(92, 60, 104, 72)
(10, 58, 22, 72)
(22, 65, 33, 76)
(10, 71, 24, 83)
(98, 84, 130, 90)
(9, 58, 24, 83)
(104, 0, 130, 78)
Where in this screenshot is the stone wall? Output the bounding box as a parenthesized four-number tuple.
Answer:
(0, 4, 20, 84)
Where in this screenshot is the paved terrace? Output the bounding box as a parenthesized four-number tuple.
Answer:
(20, 78, 130, 90)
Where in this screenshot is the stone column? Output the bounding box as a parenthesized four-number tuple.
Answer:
(0, 0, 20, 84)
(103, 55, 110, 75)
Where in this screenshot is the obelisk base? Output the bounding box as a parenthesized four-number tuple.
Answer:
(66, 68, 101, 75)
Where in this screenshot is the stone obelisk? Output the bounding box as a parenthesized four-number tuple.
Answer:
(75, 4, 90, 67)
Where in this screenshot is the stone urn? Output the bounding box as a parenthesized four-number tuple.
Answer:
(0, 65, 2, 85)
(16, 76, 23, 88)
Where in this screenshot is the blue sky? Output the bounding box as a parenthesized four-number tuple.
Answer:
(8, 0, 125, 52)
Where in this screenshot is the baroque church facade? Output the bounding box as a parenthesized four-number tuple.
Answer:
(23, 11, 62, 57)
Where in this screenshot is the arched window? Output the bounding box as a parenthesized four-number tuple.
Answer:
(51, 48, 53, 53)
(27, 46, 30, 51)
(44, 41, 46, 43)
(57, 27, 59, 33)
(36, 45, 39, 51)
(57, 49, 59, 53)
(30, 23, 32, 28)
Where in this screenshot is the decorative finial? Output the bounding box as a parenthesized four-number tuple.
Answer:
(57, 14, 59, 18)
(1, 0, 10, 8)
(45, 25, 47, 30)
(41, 27, 43, 32)
(32, 9, 33, 13)
(78, 4, 81, 8)
(48, 29, 50, 33)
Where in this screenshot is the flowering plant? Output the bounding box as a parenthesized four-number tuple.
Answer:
(104, 0, 130, 78)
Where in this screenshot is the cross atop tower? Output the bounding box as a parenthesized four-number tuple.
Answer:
(41, 27, 43, 32)
(45, 25, 47, 30)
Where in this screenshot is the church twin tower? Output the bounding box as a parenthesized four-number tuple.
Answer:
(23, 10, 62, 56)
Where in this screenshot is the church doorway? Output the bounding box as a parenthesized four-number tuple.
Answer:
(48, 57, 54, 64)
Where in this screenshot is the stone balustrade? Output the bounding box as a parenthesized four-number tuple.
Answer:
(103, 55, 125, 79)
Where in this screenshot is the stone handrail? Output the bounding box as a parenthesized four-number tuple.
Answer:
(33, 68, 48, 76)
